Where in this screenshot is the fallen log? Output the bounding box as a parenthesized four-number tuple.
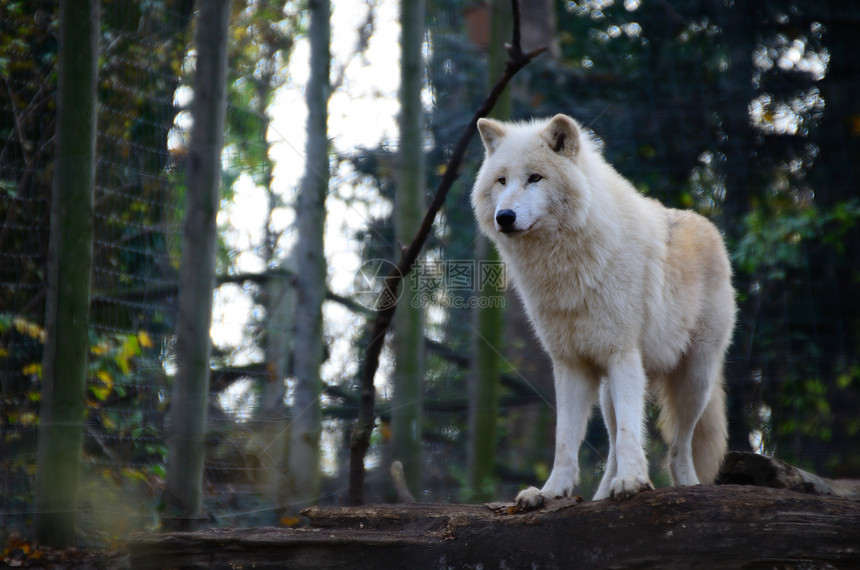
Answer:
(128, 484, 860, 569)
(717, 450, 860, 498)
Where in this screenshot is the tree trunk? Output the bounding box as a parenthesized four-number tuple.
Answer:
(467, 0, 511, 502)
(391, 0, 426, 501)
(253, 0, 294, 514)
(288, 0, 330, 510)
(33, 0, 99, 548)
(519, 0, 558, 59)
(260, 268, 295, 510)
(163, 0, 231, 532)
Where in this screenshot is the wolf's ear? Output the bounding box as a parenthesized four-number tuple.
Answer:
(542, 114, 580, 158)
(477, 118, 507, 155)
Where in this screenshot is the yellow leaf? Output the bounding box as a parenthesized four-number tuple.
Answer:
(21, 363, 41, 377)
(12, 317, 27, 334)
(90, 384, 110, 401)
(122, 467, 145, 481)
(138, 330, 154, 349)
(91, 342, 110, 356)
(97, 370, 113, 389)
(13, 317, 45, 341)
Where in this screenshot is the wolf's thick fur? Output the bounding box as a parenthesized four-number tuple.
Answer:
(471, 114, 735, 504)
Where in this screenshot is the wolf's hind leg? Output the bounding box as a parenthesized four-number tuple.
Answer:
(593, 381, 617, 501)
(663, 344, 724, 486)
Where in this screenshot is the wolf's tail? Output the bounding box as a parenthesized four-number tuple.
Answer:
(690, 380, 728, 483)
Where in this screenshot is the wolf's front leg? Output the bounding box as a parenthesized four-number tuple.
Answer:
(516, 364, 597, 509)
(605, 351, 653, 500)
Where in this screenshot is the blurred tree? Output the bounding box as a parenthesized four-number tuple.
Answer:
(164, 0, 231, 532)
(220, 0, 301, 515)
(288, 0, 330, 509)
(392, 0, 427, 500)
(467, 0, 511, 503)
(33, 0, 98, 548)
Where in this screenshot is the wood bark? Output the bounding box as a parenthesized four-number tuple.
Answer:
(33, 0, 99, 547)
(128, 484, 860, 569)
(163, 0, 231, 532)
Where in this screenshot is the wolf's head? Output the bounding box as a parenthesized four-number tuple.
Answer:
(471, 114, 593, 241)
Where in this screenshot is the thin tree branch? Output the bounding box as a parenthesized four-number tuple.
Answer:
(348, 0, 545, 506)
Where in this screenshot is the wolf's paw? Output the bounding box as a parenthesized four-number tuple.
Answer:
(515, 486, 548, 510)
(609, 474, 654, 501)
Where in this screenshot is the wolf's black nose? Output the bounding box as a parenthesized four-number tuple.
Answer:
(496, 209, 516, 228)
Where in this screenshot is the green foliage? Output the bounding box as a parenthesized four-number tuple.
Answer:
(0, 310, 167, 540)
(733, 195, 860, 468)
(0, 0, 57, 314)
(734, 199, 860, 281)
(222, 1, 298, 202)
(1, 0, 195, 539)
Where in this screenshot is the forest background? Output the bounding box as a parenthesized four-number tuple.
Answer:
(1, 0, 859, 545)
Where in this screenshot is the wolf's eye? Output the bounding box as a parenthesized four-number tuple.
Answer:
(498, 177, 506, 186)
(527, 174, 543, 184)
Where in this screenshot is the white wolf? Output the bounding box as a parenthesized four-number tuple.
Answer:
(471, 114, 735, 505)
